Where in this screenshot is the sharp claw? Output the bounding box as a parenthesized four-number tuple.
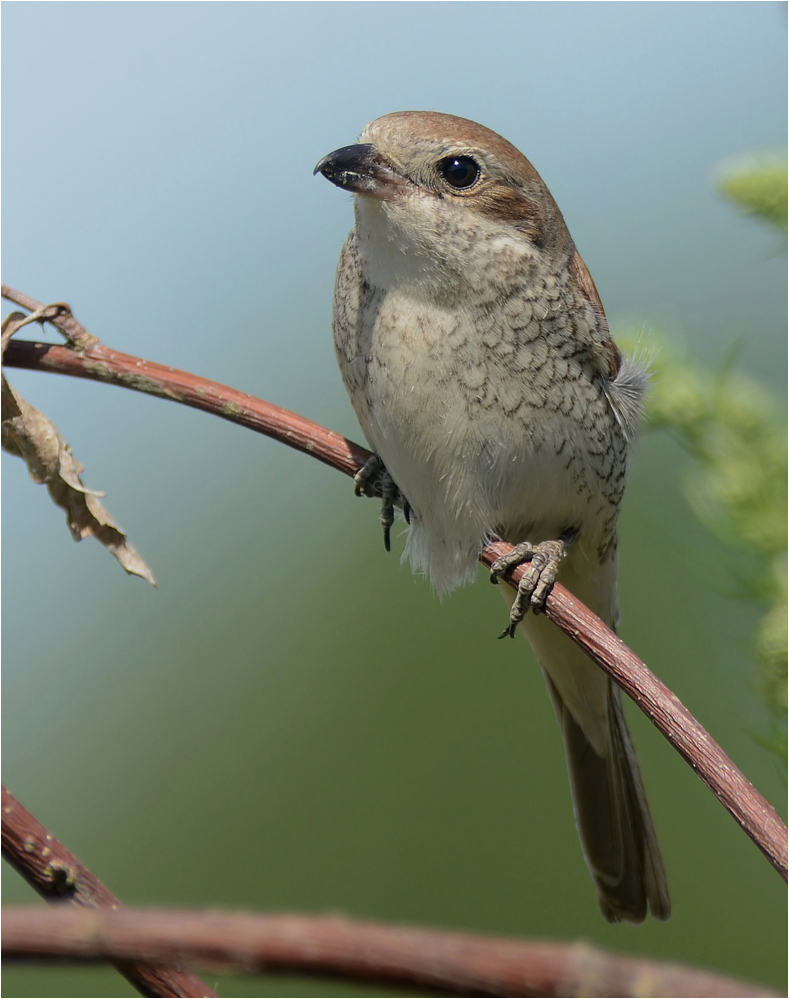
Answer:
(497, 621, 517, 640)
(491, 538, 568, 637)
(353, 454, 411, 552)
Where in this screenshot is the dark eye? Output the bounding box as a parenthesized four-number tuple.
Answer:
(439, 156, 480, 189)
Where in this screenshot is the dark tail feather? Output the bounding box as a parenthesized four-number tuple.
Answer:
(546, 674, 671, 923)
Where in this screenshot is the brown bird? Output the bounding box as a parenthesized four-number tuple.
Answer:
(315, 111, 670, 922)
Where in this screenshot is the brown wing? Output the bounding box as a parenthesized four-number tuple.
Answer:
(568, 251, 622, 380)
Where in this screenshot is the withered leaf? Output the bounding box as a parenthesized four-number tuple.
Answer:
(1, 373, 156, 585)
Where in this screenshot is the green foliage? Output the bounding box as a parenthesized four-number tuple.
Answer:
(619, 332, 787, 761)
(619, 154, 787, 761)
(717, 153, 787, 232)
(645, 344, 786, 564)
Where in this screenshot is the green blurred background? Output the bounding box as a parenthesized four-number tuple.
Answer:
(2, 3, 786, 996)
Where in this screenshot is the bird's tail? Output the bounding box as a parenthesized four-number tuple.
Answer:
(544, 671, 671, 922)
(510, 549, 670, 922)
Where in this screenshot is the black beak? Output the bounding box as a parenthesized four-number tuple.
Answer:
(314, 143, 407, 200)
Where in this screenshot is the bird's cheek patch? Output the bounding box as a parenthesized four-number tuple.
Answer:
(471, 187, 544, 244)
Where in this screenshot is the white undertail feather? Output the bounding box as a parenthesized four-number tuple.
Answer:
(606, 353, 649, 442)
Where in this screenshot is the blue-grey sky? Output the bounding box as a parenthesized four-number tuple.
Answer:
(3, 2, 786, 379)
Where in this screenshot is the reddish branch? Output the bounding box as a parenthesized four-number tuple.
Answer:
(0, 285, 368, 481)
(2, 285, 786, 884)
(5, 790, 776, 999)
(3, 905, 780, 998)
(1, 787, 215, 998)
(480, 547, 788, 881)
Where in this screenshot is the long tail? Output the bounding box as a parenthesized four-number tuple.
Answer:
(544, 671, 671, 922)
(512, 553, 670, 922)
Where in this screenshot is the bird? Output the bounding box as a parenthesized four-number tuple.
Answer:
(315, 111, 670, 923)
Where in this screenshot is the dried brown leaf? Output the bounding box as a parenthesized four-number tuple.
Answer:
(1, 373, 155, 585)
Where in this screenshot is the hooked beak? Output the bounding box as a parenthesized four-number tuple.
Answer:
(314, 143, 408, 200)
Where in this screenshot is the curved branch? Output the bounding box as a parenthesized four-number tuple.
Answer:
(0, 284, 368, 480)
(2, 905, 780, 999)
(1, 787, 215, 999)
(479, 545, 788, 882)
(2, 287, 786, 883)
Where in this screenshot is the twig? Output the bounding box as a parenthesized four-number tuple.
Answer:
(2, 289, 787, 883)
(1, 787, 216, 999)
(479, 545, 789, 881)
(0, 287, 98, 350)
(1, 283, 367, 480)
(2, 905, 780, 998)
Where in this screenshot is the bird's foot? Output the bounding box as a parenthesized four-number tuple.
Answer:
(353, 454, 411, 552)
(490, 539, 567, 638)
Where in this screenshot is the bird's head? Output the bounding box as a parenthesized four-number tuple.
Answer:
(315, 111, 575, 299)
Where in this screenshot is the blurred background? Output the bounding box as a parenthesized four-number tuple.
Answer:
(2, 3, 786, 996)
